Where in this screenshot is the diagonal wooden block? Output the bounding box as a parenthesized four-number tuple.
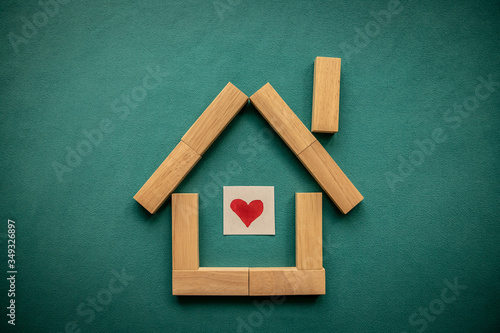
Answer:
(134, 141, 201, 214)
(249, 267, 325, 296)
(312, 57, 341, 133)
(298, 140, 363, 214)
(173, 268, 249, 296)
(172, 193, 199, 270)
(134, 83, 247, 214)
(296, 193, 323, 269)
(182, 82, 248, 155)
(249, 83, 316, 155)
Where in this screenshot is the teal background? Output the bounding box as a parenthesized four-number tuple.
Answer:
(1, 0, 499, 332)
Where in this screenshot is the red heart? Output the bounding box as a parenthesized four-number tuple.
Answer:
(230, 199, 264, 227)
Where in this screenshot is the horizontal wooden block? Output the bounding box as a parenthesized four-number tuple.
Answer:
(134, 141, 201, 214)
(298, 140, 363, 214)
(173, 268, 249, 296)
(296, 193, 323, 269)
(250, 83, 316, 155)
(249, 267, 325, 296)
(172, 194, 199, 270)
(312, 57, 341, 133)
(182, 82, 248, 156)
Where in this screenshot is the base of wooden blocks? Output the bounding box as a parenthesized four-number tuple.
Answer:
(173, 268, 249, 296)
(249, 267, 325, 296)
(172, 267, 325, 296)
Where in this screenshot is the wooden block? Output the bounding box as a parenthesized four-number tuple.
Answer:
(249, 83, 316, 155)
(172, 268, 249, 296)
(134, 141, 201, 214)
(312, 57, 341, 133)
(182, 82, 248, 156)
(297, 140, 363, 214)
(249, 267, 325, 296)
(172, 193, 199, 270)
(296, 193, 323, 269)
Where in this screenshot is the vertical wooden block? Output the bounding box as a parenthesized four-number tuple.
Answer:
(249, 267, 325, 296)
(297, 140, 363, 214)
(173, 268, 249, 296)
(296, 193, 323, 269)
(172, 193, 199, 270)
(249, 83, 316, 155)
(312, 57, 341, 133)
(134, 141, 201, 214)
(182, 82, 248, 156)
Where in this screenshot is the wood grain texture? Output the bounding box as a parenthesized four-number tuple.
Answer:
(172, 268, 249, 296)
(133, 141, 201, 214)
(249, 267, 325, 296)
(296, 193, 323, 269)
(312, 57, 341, 133)
(249, 83, 316, 155)
(172, 193, 199, 270)
(182, 82, 248, 156)
(297, 140, 363, 214)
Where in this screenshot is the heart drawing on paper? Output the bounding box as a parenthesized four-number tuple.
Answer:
(230, 199, 264, 227)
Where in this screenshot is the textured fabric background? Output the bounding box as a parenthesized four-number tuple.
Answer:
(0, 0, 499, 332)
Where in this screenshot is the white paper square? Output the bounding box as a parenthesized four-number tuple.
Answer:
(223, 186, 275, 235)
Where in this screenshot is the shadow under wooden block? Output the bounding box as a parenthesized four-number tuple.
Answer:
(249, 267, 325, 296)
(297, 140, 363, 214)
(296, 193, 323, 270)
(134, 141, 201, 214)
(172, 193, 199, 270)
(173, 268, 249, 296)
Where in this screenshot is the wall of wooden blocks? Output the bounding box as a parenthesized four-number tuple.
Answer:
(296, 193, 322, 269)
(171, 192, 326, 296)
(172, 193, 199, 270)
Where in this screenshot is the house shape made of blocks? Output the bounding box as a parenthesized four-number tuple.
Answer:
(134, 82, 363, 296)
